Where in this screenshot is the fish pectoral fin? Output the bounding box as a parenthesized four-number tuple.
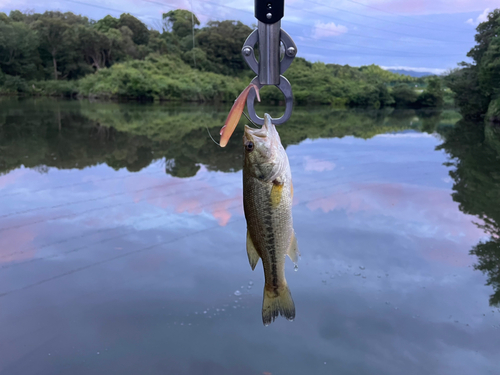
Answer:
(287, 231, 300, 264)
(270, 182, 284, 207)
(246, 230, 260, 271)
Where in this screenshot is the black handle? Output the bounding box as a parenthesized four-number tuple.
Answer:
(255, 0, 284, 24)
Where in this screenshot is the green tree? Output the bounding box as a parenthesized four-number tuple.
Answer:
(0, 20, 39, 79)
(9, 10, 27, 23)
(437, 119, 500, 307)
(417, 77, 444, 107)
(447, 8, 500, 120)
(195, 20, 252, 75)
(31, 12, 83, 80)
(95, 15, 119, 33)
(391, 84, 418, 108)
(75, 25, 111, 70)
(118, 13, 149, 45)
(162, 10, 199, 39)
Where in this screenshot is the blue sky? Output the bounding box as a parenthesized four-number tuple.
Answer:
(1, 0, 497, 73)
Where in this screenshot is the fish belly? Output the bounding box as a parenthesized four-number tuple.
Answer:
(243, 174, 293, 288)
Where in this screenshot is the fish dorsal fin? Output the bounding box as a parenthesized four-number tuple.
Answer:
(246, 230, 260, 270)
(287, 231, 300, 264)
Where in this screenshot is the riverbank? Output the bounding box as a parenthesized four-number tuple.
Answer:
(1, 55, 451, 109)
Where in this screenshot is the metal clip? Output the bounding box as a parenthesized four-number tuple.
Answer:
(241, 23, 297, 125)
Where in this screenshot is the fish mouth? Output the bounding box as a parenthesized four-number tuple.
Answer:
(244, 113, 274, 140)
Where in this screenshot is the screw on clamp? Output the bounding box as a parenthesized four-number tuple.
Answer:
(240, 0, 297, 125)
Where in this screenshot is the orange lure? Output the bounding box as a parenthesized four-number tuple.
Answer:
(219, 84, 260, 147)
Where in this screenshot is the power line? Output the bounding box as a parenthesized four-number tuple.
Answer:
(196, 0, 470, 56)
(63, 0, 469, 59)
(341, 0, 468, 30)
(286, 4, 470, 44)
(306, 0, 468, 33)
(301, 36, 463, 57)
(297, 41, 465, 58)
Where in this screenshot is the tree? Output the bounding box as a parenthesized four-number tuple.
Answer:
(31, 12, 74, 80)
(195, 20, 252, 75)
(162, 10, 199, 39)
(75, 26, 111, 70)
(0, 21, 39, 79)
(95, 15, 119, 33)
(437, 119, 500, 307)
(9, 10, 26, 23)
(118, 13, 149, 45)
(391, 84, 418, 108)
(417, 77, 444, 107)
(448, 9, 500, 120)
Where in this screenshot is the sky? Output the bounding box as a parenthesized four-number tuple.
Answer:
(0, 0, 497, 73)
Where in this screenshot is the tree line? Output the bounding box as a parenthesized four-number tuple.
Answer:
(0, 9, 445, 108)
(0, 97, 455, 177)
(446, 8, 500, 123)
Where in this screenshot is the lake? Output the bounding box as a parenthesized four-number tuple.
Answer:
(0, 98, 499, 374)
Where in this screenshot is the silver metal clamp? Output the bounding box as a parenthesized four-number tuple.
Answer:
(241, 20, 297, 125)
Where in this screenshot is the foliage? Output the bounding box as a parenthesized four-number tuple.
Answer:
(0, 8, 446, 108)
(195, 20, 252, 75)
(447, 9, 500, 121)
(77, 55, 246, 101)
(0, 74, 29, 93)
(391, 84, 418, 108)
(416, 77, 444, 107)
(0, 20, 39, 79)
(437, 118, 500, 307)
(163, 10, 199, 38)
(0, 98, 455, 178)
(118, 13, 150, 45)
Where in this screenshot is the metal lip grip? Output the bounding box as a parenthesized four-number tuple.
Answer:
(241, 0, 297, 125)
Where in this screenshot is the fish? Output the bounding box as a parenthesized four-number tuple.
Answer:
(243, 113, 299, 325)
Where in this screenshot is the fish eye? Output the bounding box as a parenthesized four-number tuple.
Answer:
(245, 141, 254, 152)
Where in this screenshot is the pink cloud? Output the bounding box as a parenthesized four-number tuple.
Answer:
(125, 174, 244, 226)
(363, 0, 497, 15)
(417, 236, 472, 267)
(0, 168, 28, 190)
(304, 181, 484, 242)
(303, 156, 336, 172)
(302, 181, 485, 267)
(0, 226, 38, 264)
(312, 21, 348, 39)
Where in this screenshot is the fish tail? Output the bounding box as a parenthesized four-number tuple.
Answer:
(262, 283, 295, 326)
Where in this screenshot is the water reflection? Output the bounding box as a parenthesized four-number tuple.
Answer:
(437, 120, 500, 306)
(0, 98, 459, 178)
(3, 99, 500, 375)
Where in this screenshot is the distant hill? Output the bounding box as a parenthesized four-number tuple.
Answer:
(387, 69, 435, 78)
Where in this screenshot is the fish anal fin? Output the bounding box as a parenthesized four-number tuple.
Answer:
(246, 230, 260, 271)
(270, 183, 283, 207)
(287, 231, 300, 264)
(262, 284, 295, 326)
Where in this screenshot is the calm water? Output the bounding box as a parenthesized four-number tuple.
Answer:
(0, 99, 499, 374)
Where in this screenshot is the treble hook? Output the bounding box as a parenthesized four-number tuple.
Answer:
(241, 0, 297, 126)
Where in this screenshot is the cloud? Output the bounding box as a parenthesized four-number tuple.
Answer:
(359, 0, 496, 16)
(312, 21, 348, 39)
(303, 156, 336, 172)
(466, 8, 490, 26)
(381, 66, 447, 75)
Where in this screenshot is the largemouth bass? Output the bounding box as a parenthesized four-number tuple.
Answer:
(243, 113, 299, 325)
